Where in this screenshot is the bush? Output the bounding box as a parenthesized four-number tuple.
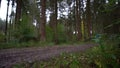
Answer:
(90, 34, 120, 68)
(0, 32, 5, 42)
(46, 25, 54, 42)
(14, 14, 37, 42)
(57, 24, 67, 43)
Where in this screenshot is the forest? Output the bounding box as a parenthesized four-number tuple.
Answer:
(0, 0, 120, 68)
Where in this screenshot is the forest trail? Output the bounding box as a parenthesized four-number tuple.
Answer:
(0, 43, 97, 67)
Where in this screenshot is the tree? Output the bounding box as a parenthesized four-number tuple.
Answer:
(75, 0, 82, 41)
(54, 0, 58, 43)
(15, 0, 22, 26)
(86, 0, 92, 39)
(0, 0, 119, 44)
(49, 0, 58, 44)
(5, 0, 10, 42)
(39, 0, 46, 41)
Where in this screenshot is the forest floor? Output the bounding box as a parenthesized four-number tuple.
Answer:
(0, 43, 97, 68)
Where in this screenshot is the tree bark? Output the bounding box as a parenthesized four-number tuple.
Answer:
(40, 0, 46, 41)
(75, 0, 82, 41)
(49, 0, 58, 44)
(53, 0, 58, 44)
(15, 0, 22, 26)
(5, 0, 10, 42)
(86, 0, 92, 38)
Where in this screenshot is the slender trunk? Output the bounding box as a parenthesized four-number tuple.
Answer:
(5, 0, 10, 42)
(15, 0, 22, 26)
(49, 0, 58, 44)
(49, 1, 54, 28)
(32, 1, 40, 40)
(73, 0, 77, 38)
(86, 0, 92, 38)
(54, 0, 58, 44)
(83, 13, 87, 40)
(76, 0, 82, 41)
(40, 0, 46, 41)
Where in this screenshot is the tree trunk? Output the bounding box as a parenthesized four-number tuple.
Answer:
(75, 0, 82, 41)
(5, 0, 10, 42)
(53, 0, 58, 44)
(86, 0, 92, 39)
(49, 0, 58, 44)
(15, 0, 22, 26)
(40, 0, 46, 41)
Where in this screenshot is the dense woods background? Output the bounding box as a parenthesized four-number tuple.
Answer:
(0, 0, 120, 44)
(0, 0, 120, 68)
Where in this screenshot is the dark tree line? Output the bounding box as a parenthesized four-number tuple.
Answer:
(0, 0, 120, 43)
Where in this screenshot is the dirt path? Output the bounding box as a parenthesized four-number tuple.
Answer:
(0, 43, 97, 68)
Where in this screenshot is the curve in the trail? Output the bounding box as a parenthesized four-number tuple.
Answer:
(0, 43, 97, 68)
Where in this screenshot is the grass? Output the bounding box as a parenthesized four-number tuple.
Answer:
(0, 40, 93, 49)
(0, 41, 54, 49)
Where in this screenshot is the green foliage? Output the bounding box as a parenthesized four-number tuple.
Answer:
(0, 31, 5, 42)
(0, 19, 5, 28)
(57, 24, 67, 43)
(0, 19, 5, 42)
(46, 25, 54, 42)
(13, 63, 25, 68)
(13, 53, 82, 68)
(87, 46, 119, 68)
(0, 42, 31, 49)
(104, 18, 120, 29)
(14, 14, 37, 42)
(46, 24, 67, 44)
(91, 34, 120, 68)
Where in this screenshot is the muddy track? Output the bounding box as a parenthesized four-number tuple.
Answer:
(0, 43, 97, 68)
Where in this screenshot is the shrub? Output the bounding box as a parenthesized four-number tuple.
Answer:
(0, 32, 5, 42)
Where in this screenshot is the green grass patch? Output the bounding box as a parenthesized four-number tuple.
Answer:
(0, 40, 93, 49)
